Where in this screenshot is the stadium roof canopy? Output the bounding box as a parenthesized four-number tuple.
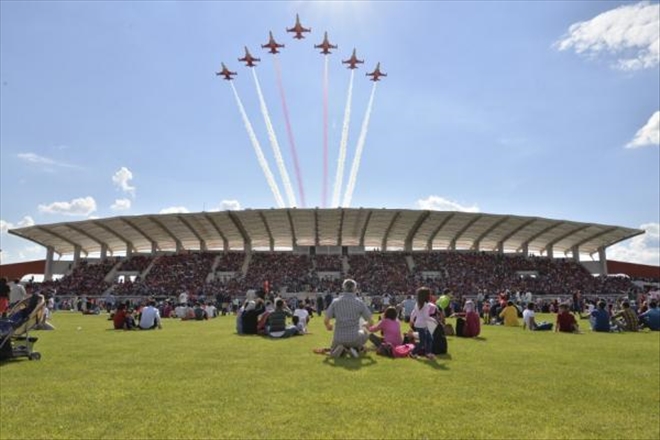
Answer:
(9, 208, 643, 259)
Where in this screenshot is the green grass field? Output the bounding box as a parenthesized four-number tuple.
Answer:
(1, 311, 658, 440)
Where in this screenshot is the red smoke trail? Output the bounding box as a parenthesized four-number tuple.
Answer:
(322, 56, 329, 208)
(274, 56, 306, 208)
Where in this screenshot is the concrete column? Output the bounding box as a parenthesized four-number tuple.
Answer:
(100, 244, 108, 261)
(244, 240, 252, 253)
(546, 245, 554, 259)
(73, 246, 81, 268)
(151, 242, 157, 255)
(200, 240, 207, 252)
(449, 239, 457, 251)
(44, 246, 54, 281)
(522, 243, 529, 257)
(571, 245, 580, 263)
(598, 247, 608, 276)
(497, 242, 504, 254)
(176, 241, 183, 253)
(126, 243, 133, 258)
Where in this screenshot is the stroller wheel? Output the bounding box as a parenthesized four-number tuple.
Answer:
(29, 352, 41, 361)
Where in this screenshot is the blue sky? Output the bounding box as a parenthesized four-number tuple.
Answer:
(1, 1, 658, 265)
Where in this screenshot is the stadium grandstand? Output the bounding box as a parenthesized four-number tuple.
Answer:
(2, 208, 658, 300)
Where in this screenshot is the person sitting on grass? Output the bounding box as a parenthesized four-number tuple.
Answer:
(451, 300, 481, 337)
(368, 306, 403, 355)
(555, 303, 579, 333)
(410, 287, 436, 359)
(481, 300, 491, 325)
(138, 300, 162, 330)
(499, 300, 520, 327)
(193, 302, 208, 321)
(638, 300, 660, 331)
(113, 303, 135, 330)
(324, 279, 373, 358)
(293, 302, 310, 333)
(522, 302, 553, 331)
(266, 299, 298, 338)
(591, 301, 612, 332)
(611, 301, 639, 332)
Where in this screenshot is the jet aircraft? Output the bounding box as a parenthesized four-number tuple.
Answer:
(238, 47, 261, 67)
(342, 48, 364, 69)
(261, 31, 285, 54)
(314, 32, 338, 55)
(286, 14, 311, 39)
(366, 62, 387, 81)
(215, 63, 237, 80)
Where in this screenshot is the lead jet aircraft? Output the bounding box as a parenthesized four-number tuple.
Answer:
(286, 14, 311, 39)
(342, 48, 364, 69)
(314, 32, 337, 55)
(261, 31, 285, 54)
(238, 47, 261, 67)
(366, 62, 387, 81)
(215, 63, 237, 80)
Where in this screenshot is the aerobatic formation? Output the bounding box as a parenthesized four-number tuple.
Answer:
(215, 14, 386, 210)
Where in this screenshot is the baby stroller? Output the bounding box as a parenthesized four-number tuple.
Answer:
(0, 294, 45, 361)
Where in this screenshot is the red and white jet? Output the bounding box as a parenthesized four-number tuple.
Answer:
(286, 14, 311, 39)
(366, 62, 387, 81)
(342, 48, 364, 69)
(238, 47, 261, 67)
(215, 62, 237, 80)
(314, 32, 337, 55)
(261, 31, 285, 54)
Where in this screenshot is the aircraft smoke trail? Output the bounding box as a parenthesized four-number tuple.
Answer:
(230, 81, 285, 208)
(322, 56, 329, 208)
(331, 69, 355, 208)
(342, 82, 377, 208)
(274, 56, 306, 208)
(251, 68, 297, 207)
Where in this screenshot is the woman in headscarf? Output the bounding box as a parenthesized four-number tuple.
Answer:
(451, 300, 481, 338)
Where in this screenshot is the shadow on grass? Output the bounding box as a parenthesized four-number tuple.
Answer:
(322, 355, 378, 370)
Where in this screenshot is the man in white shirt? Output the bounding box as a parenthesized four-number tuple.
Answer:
(139, 300, 162, 330)
(293, 303, 310, 332)
(9, 279, 28, 306)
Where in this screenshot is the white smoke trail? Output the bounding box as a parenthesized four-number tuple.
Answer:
(342, 82, 377, 208)
(252, 68, 297, 208)
(331, 69, 354, 208)
(230, 81, 285, 208)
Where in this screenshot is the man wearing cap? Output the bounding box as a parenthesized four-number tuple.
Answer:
(324, 279, 373, 357)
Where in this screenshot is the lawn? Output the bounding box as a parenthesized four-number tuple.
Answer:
(1, 311, 658, 439)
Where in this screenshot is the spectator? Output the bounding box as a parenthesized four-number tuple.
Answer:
(611, 301, 639, 332)
(410, 287, 436, 359)
(113, 303, 135, 330)
(499, 301, 520, 327)
(9, 279, 28, 306)
(138, 300, 162, 330)
(0, 278, 10, 315)
(555, 303, 579, 333)
(266, 299, 297, 338)
(452, 300, 481, 337)
(324, 279, 373, 358)
(368, 306, 403, 352)
(591, 301, 611, 332)
(638, 301, 660, 331)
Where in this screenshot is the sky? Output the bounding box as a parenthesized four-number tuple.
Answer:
(1, 1, 658, 266)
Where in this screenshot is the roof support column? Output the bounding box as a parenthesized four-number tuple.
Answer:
(176, 241, 183, 253)
(73, 246, 81, 269)
(126, 243, 133, 258)
(497, 241, 504, 254)
(598, 247, 608, 276)
(522, 243, 529, 257)
(200, 240, 207, 252)
(546, 245, 553, 259)
(100, 244, 108, 261)
(44, 246, 54, 282)
(571, 245, 580, 263)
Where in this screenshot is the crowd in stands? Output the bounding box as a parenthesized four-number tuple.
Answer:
(26, 251, 653, 311)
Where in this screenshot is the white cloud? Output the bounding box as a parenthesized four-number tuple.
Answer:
(608, 222, 660, 266)
(38, 196, 97, 216)
(626, 111, 660, 148)
(159, 206, 190, 214)
(112, 167, 136, 197)
(17, 152, 80, 169)
(0, 216, 35, 233)
(111, 198, 132, 211)
(555, 1, 660, 71)
(214, 200, 242, 211)
(416, 195, 480, 213)
(18, 245, 45, 261)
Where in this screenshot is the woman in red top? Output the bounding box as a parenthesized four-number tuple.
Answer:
(555, 303, 579, 333)
(452, 300, 481, 338)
